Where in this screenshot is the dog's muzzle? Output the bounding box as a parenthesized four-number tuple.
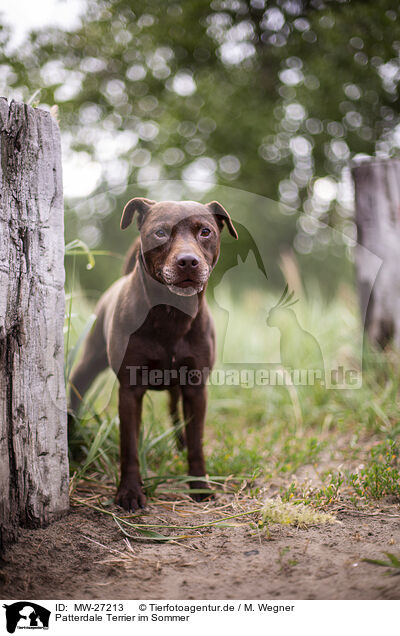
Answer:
(162, 264, 211, 296)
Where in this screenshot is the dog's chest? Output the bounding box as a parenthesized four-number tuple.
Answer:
(123, 307, 192, 361)
(146, 305, 193, 339)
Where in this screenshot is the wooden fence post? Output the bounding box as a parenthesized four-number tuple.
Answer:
(352, 158, 400, 349)
(0, 98, 69, 552)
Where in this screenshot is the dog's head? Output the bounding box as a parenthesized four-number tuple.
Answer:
(120, 199, 238, 296)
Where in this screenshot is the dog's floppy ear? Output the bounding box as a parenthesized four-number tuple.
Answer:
(206, 201, 238, 239)
(120, 198, 156, 230)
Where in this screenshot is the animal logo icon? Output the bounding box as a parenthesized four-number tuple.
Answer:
(214, 250, 275, 363)
(3, 602, 50, 633)
(267, 284, 325, 383)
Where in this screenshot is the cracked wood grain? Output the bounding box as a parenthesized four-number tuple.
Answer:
(0, 98, 69, 552)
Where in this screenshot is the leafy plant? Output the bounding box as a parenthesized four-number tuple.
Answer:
(281, 472, 344, 508)
(348, 440, 400, 500)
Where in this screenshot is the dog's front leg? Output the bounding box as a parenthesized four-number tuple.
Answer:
(181, 385, 213, 501)
(115, 385, 146, 511)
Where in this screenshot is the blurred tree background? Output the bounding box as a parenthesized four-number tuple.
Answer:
(0, 0, 399, 294)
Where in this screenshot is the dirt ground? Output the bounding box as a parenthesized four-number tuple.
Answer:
(1, 495, 400, 600)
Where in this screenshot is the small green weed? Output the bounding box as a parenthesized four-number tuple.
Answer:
(277, 547, 298, 572)
(348, 440, 400, 500)
(281, 472, 345, 508)
(363, 552, 400, 576)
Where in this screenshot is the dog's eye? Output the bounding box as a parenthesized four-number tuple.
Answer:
(155, 229, 167, 238)
(200, 228, 211, 237)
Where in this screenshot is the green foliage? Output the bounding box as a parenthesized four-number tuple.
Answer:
(2, 1, 400, 294)
(276, 436, 325, 473)
(64, 246, 400, 506)
(69, 415, 119, 493)
(280, 441, 400, 506)
(348, 440, 400, 499)
(281, 472, 345, 507)
(65, 287, 400, 504)
(4, 0, 399, 199)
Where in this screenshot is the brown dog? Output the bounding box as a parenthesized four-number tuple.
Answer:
(68, 199, 238, 511)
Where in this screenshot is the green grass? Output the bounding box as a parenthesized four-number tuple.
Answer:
(279, 439, 400, 508)
(281, 472, 346, 508)
(65, 266, 400, 513)
(363, 553, 400, 576)
(348, 440, 400, 500)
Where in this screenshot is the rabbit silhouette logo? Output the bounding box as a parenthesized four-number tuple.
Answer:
(267, 284, 325, 382)
(3, 602, 50, 633)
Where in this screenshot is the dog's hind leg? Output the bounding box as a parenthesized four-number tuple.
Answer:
(68, 317, 108, 437)
(168, 385, 186, 450)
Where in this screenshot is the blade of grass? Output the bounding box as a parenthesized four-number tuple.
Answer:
(65, 239, 96, 270)
(69, 418, 116, 493)
(65, 313, 96, 383)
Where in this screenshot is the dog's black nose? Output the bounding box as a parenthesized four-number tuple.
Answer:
(177, 253, 199, 268)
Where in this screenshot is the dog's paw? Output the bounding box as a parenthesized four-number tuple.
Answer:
(115, 482, 146, 512)
(189, 480, 215, 502)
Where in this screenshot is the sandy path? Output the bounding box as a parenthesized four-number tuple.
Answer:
(1, 501, 399, 600)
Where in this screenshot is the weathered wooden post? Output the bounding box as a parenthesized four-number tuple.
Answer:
(0, 99, 69, 552)
(352, 158, 400, 349)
